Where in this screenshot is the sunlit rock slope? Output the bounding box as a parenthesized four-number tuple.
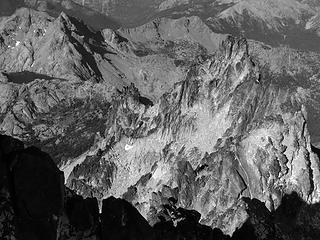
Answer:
(1, 8, 320, 236)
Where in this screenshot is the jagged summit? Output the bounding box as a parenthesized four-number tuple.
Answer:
(0, 8, 102, 82)
(61, 35, 320, 235)
(1, 128, 320, 239)
(1, 7, 320, 239)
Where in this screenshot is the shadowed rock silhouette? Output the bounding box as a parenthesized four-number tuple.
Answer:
(101, 196, 153, 240)
(0, 135, 64, 240)
(1, 134, 320, 240)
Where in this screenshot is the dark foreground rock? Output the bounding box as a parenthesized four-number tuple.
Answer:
(1, 134, 320, 240)
(101, 196, 152, 240)
(0, 135, 63, 240)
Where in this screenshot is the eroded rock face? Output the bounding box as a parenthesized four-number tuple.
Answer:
(0, 10, 200, 150)
(63, 36, 320, 234)
(1, 8, 320, 238)
(0, 135, 231, 240)
(2, 135, 320, 239)
(0, 8, 106, 81)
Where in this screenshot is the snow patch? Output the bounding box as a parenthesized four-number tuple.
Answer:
(125, 144, 134, 151)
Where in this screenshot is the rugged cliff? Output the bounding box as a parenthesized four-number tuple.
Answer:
(1, 8, 320, 239)
(64, 35, 320, 234)
(1, 134, 320, 239)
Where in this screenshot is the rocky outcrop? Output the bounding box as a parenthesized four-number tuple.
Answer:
(0, 8, 107, 81)
(0, 10, 216, 159)
(2, 134, 320, 239)
(0, 134, 232, 240)
(64, 35, 320, 235)
(1, 7, 320, 238)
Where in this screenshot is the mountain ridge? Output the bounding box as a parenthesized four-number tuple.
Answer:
(1, 6, 320, 239)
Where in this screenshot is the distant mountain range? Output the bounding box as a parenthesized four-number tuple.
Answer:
(2, 0, 320, 52)
(0, 0, 120, 29)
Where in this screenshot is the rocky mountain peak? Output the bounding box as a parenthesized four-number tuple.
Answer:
(1, 5, 320, 240)
(0, 7, 105, 82)
(59, 32, 320, 235)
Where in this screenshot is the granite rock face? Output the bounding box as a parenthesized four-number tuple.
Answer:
(0, 10, 224, 160)
(0, 134, 234, 240)
(64, 34, 320, 234)
(1, 8, 320, 239)
(1, 134, 320, 239)
(0, 8, 106, 81)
